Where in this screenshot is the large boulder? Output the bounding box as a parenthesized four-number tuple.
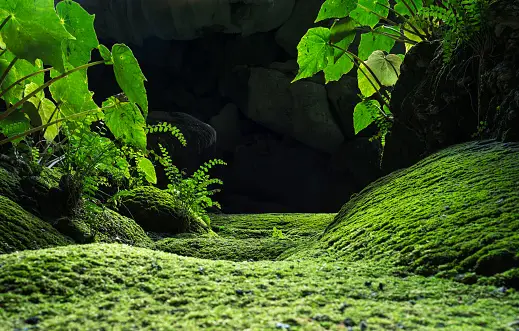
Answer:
(296, 140, 519, 288)
(246, 67, 343, 154)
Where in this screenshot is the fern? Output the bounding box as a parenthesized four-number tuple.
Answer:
(418, 0, 489, 63)
(146, 122, 187, 147)
(156, 143, 226, 226)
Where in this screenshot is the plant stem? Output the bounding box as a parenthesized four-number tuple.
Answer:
(0, 15, 12, 32)
(330, 44, 393, 119)
(0, 105, 116, 146)
(0, 56, 17, 89)
(0, 60, 105, 121)
(0, 67, 53, 100)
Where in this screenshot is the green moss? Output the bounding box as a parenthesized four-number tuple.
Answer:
(210, 213, 335, 239)
(0, 166, 23, 202)
(295, 141, 519, 287)
(113, 186, 210, 234)
(1, 243, 518, 330)
(0, 195, 72, 254)
(153, 214, 334, 261)
(63, 202, 154, 249)
(155, 236, 298, 261)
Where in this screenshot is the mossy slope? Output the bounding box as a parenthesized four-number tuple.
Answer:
(1, 243, 518, 330)
(155, 213, 334, 261)
(0, 195, 72, 254)
(301, 140, 519, 287)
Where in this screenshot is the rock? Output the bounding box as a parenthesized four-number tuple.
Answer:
(224, 33, 284, 67)
(300, 140, 519, 288)
(209, 103, 242, 152)
(246, 67, 343, 154)
(63, 202, 155, 248)
(275, 0, 324, 56)
(0, 195, 72, 254)
(113, 186, 210, 234)
(71, 0, 295, 43)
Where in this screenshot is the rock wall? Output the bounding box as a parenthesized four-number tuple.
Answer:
(85, 0, 382, 213)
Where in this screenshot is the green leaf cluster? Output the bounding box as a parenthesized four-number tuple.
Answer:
(293, 0, 489, 149)
(0, 1, 228, 219)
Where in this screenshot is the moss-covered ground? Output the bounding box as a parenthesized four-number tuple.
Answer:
(1, 243, 518, 330)
(1, 140, 519, 329)
(155, 213, 334, 261)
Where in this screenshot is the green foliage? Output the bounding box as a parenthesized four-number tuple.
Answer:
(146, 122, 187, 147)
(272, 227, 286, 239)
(294, 0, 489, 149)
(157, 144, 226, 226)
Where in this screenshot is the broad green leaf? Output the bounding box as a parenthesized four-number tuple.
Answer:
(112, 44, 148, 116)
(349, 0, 389, 28)
(353, 99, 380, 134)
(324, 29, 356, 82)
(293, 27, 333, 82)
(395, 0, 423, 17)
(316, 0, 358, 22)
(330, 17, 357, 44)
(358, 26, 399, 60)
(0, 109, 30, 144)
(358, 50, 402, 97)
(50, 66, 98, 118)
(0, 0, 74, 72)
(0, 51, 44, 105)
(98, 44, 113, 64)
(137, 157, 157, 184)
(56, 0, 99, 67)
(102, 96, 147, 151)
(22, 82, 60, 140)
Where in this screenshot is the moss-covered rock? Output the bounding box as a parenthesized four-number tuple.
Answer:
(296, 140, 519, 287)
(113, 186, 210, 234)
(1, 243, 518, 330)
(55, 202, 154, 249)
(0, 195, 72, 254)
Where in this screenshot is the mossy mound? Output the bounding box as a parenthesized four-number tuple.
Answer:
(299, 141, 519, 287)
(0, 195, 72, 254)
(1, 243, 518, 330)
(154, 214, 334, 261)
(54, 202, 154, 249)
(113, 186, 209, 234)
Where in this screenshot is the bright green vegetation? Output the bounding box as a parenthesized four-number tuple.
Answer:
(1, 141, 519, 329)
(155, 214, 334, 261)
(1, 243, 518, 330)
(0, 195, 72, 254)
(293, 141, 519, 287)
(0, 0, 225, 223)
(294, 0, 491, 145)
